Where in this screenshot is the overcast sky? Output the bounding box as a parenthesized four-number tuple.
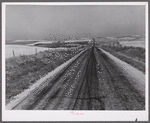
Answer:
(6, 5, 145, 40)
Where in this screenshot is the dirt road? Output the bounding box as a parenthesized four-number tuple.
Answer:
(7, 46, 145, 110)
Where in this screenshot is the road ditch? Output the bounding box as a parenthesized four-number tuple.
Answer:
(100, 48, 145, 98)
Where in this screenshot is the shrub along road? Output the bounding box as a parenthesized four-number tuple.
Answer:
(6, 46, 145, 110)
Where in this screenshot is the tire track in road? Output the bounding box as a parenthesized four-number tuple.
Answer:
(72, 47, 104, 110)
(44, 54, 89, 110)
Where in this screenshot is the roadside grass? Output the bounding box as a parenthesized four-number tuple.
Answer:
(36, 44, 78, 48)
(100, 45, 145, 73)
(6, 48, 84, 103)
(35, 42, 88, 48)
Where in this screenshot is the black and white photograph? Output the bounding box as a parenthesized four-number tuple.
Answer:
(2, 2, 149, 121)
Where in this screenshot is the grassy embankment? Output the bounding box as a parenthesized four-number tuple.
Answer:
(35, 42, 89, 48)
(6, 48, 84, 103)
(100, 45, 145, 73)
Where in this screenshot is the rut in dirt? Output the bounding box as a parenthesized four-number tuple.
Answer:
(73, 46, 105, 110)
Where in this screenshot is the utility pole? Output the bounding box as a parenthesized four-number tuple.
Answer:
(92, 38, 95, 47)
(12, 50, 15, 57)
(35, 48, 37, 54)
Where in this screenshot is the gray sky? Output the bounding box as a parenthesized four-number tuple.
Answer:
(6, 5, 145, 40)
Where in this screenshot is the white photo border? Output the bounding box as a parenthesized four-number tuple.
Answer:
(2, 2, 149, 121)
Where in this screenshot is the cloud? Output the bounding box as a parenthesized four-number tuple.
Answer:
(6, 5, 145, 40)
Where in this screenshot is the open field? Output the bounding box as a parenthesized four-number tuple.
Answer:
(29, 40, 89, 48)
(119, 41, 145, 48)
(6, 45, 72, 58)
(6, 39, 88, 49)
(6, 45, 49, 58)
(6, 40, 65, 47)
(96, 34, 145, 48)
(6, 40, 40, 45)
